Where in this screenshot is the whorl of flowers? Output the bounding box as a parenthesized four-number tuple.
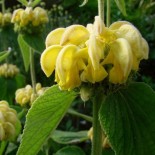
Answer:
(0, 100, 21, 141)
(11, 7, 49, 34)
(15, 83, 47, 106)
(40, 16, 149, 90)
(0, 63, 19, 78)
(0, 12, 12, 28)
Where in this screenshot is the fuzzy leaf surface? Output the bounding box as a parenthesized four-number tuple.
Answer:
(99, 82, 155, 155)
(17, 85, 77, 155)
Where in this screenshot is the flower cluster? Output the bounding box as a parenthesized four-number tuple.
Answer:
(0, 100, 21, 141)
(11, 7, 49, 34)
(0, 12, 12, 28)
(15, 83, 47, 106)
(48, 4, 74, 28)
(40, 16, 149, 90)
(0, 63, 19, 78)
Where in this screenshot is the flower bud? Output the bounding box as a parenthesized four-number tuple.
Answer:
(0, 101, 21, 141)
(80, 86, 92, 102)
(0, 63, 19, 78)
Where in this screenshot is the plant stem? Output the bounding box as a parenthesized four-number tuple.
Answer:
(106, 0, 111, 27)
(18, 108, 28, 119)
(30, 48, 36, 94)
(91, 96, 103, 155)
(67, 108, 93, 122)
(0, 141, 8, 155)
(1, 0, 5, 13)
(98, 0, 104, 22)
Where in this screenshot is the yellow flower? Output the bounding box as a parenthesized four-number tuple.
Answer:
(87, 16, 149, 84)
(11, 9, 24, 23)
(41, 16, 149, 89)
(41, 25, 90, 90)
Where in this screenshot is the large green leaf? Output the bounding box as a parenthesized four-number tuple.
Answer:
(55, 146, 85, 155)
(52, 130, 88, 144)
(17, 85, 77, 155)
(22, 34, 45, 53)
(114, 0, 127, 16)
(99, 82, 155, 155)
(0, 51, 11, 62)
(18, 35, 30, 72)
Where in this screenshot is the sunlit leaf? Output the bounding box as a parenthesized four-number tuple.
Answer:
(31, 0, 41, 7)
(18, 35, 30, 72)
(0, 51, 11, 62)
(52, 130, 88, 144)
(114, 0, 127, 16)
(79, 0, 88, 7)
(17, 85, 77, 155)
(55, 146, 85, 155)
(17, 0, 28, 6)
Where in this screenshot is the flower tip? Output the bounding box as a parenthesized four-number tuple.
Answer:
(40, 45, 62, 78)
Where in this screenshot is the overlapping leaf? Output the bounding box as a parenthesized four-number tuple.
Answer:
(99, 82, 155, 155)
(17, 85, 77, 155)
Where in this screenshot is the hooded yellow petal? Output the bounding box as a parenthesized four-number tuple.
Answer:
(81, 62, 108, 83)
(111, 38, 133, 78)
(116, 24, 144, 60)
(58, 66, 81, 90)
(93, 16, 105, 36)
(87, 34, 104, 70)
(86, 24, 94, 34)
(40, 45, 63, 77)
(11, 9, 24, 23)
(45, 28, 65, 48)
(141, 38, 149, 59)
(109, 64, 125, 84)
(56, 45, 78, 83)
(109, 21, 131, 30)
(60, 25, 89, 46)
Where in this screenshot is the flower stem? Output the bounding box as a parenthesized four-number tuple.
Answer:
(98, 0, 104, 22)
(1, 0, 5, 13)
(91, 96, 103, 155)
(106, 0, 111, 27)
(30, 48, 36, 94)
(67, 108, 93, 123)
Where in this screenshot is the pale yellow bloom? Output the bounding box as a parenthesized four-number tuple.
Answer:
(12, 7, 48, 34)
(41, 25, 89, 90)
(87, 16, 149, 84)
(41, 16, 149, 89)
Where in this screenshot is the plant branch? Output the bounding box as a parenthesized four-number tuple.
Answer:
(30, 48, 36, 94)
(106, 0, 111, 27)
(91, 96, 103, 155)
(98, 0, 104, 22)
(0, 141, 8, 155)
(67, 108, 93, 123)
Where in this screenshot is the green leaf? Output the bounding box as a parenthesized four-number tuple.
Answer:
(22, 34, 45, 53)
(0, 77, 7, 99)
(18, 35, 30, 72)
(15, 74, 26, 88)
(17, 0, 28, 6)
(52, 130, 88, 144)
(31, 0, 41, 7)
(0, 51, 11, 62)
(114, 0, 127, 16)
(79, 0, 88, 7)
(55, 146, 85, 155)
(17, 85, 77, 155)
(102, 149, 115, 155)
(99, 82, 155, 155)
